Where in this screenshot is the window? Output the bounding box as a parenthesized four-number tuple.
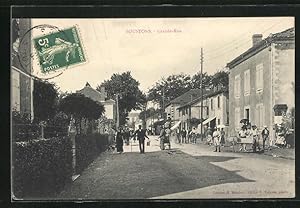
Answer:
(255, 104, 265, 128)
(244, 70, 250, 96)
(256, 63, 263, 92)
(217, 96, 220, 108)
(218, 119, 220, 125)
(235, 108, 240, 129)
(234, 74, 241, 98)
(12, 70, 20, 111)
(211, 98, 214, 110)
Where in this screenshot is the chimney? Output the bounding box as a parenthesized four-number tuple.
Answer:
(252, 34, 263, 46)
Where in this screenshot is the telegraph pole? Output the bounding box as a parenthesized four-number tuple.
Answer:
(162, 86, 165, 121)
(200, 48, 204, 141)
(116, 94, 119, 129)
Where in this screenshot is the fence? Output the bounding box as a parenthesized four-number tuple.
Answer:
(12, 123, 68, 142)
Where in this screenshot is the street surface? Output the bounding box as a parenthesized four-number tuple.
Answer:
(57, 136, 294, 199)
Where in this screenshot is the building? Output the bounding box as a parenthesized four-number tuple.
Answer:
(177, 88, 229, 133)
(164, 89, 205, 126)
(77, 82, 116, 132)
(227, 27, 295, 137)
(11, 19, 34, 119)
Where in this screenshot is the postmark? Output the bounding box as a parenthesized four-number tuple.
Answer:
(33, 26, 86, 74)
(16, 24, 87, 80)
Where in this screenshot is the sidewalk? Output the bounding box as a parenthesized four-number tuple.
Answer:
(172, 137, 295, 160)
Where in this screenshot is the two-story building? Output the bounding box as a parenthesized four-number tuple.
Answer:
(164, 89, 204, 127)
(177, 88, 229, 133)
(227, 27, 295, 137)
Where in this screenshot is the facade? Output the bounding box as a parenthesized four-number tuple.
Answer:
(165, 89, 204, 126)
(11, 19, 34, 119)
(178, 89, 229, 133)
(227, 27, 295, 137)
(77, 83, 116, 132)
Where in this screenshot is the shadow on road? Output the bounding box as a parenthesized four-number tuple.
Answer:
(56, 150, 254, 199)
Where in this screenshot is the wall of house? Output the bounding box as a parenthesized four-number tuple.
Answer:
(11, 19, 33, 119)
(272, 43, 295, 113)
(229, 47, 272, 137)
(103, 102, 114, 120)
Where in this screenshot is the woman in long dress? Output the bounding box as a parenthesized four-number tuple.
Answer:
(116, 127, 124, 153)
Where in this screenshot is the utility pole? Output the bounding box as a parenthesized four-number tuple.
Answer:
(200, 47, 204, 141)
(162, 86, 165, 121)
(116, 94, 119, 129)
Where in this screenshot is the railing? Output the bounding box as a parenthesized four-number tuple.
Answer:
(12, 123, 68, 142)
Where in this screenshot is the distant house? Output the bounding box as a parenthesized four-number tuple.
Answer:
(227, 27, 295, 137)
(177, 88, 229, 133)
(11, 19, 34, 119)
(164, 89, 206, 127)
(77, 82, 116, 133)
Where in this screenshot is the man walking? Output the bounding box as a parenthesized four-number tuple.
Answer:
(133, 125, 149, 153)
(181, 128, 187, 144)
(261, 126, 269, 151)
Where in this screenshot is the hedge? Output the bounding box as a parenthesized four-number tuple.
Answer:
(12, 136, 73, 199)
(75, 133, 111, 174)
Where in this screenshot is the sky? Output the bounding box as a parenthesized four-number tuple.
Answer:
(32, 17, 294, 94)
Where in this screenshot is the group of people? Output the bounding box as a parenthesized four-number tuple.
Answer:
(175, 127, 198, 144)
(115, 125, 149, 154)
(238, 124, 270, 152)
(205, 127, 226, 152)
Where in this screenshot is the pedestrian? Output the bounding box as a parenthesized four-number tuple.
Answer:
(124, 127, 130, 145)
(116, 127, 124, 153)
(261, 125, 269, 151)
(251, 125, 260, 153)
(181, 128, 187, 144)
(159, 122, 172, 150)
(220, 128, 226, 146)
(191, 127, 197, 144)
(213, 127, 221, 152)
(132, 125, 149, 153)
(238, 125, 247, 152)
(187, 128, 192, 144)
(176, 127, 181, 144)
(206, 127, 213, 145)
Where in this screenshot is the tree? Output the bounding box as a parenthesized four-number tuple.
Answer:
(189, 117, 202, 127)
(97, 71, 145, 125)
(210, 71, 229, 90)
(190, 72, 213, 90)
(59, 93, 105, 134)
(33, 80, 58, 122)
(148, 74, 192, 107)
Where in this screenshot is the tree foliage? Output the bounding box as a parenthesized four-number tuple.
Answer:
(97, 71, 145, 125)
(148, 74, 192, 107)
(33, 80, 58, 122)
(189, 117, 202, 127)
(59, 93, 105, 121)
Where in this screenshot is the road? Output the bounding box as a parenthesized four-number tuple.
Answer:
(57, 136, 294, 199)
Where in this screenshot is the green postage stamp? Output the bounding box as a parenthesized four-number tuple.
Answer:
(33, 26, 86, 73)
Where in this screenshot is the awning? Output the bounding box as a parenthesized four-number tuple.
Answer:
(202, 116, 216, 125)
(171, 121, 181, 130)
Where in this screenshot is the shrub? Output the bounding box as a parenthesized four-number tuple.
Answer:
(75, 133, 111, 174)
(12, 136, 72, 199)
